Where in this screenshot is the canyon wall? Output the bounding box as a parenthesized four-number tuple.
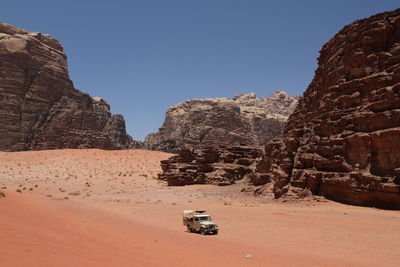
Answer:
(252, 9, 400, 209)
(0, 23, 133, 151)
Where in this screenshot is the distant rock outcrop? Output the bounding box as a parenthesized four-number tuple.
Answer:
(0, 23, 134, 151)
(144, 91, 298, 152)
(159, 145, 264, 186)
(251, 9, 400, 209)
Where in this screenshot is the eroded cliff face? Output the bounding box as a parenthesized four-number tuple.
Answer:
(252, 9, 400, 209)
(144, 91, 298, 152)
(159, 145, 264, 186)
(0, 23, 133, 151)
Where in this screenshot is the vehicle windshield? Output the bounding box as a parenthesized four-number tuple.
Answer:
(198, 216, 211, 221)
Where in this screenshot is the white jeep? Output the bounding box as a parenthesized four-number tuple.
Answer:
(182, 210, 219, 235)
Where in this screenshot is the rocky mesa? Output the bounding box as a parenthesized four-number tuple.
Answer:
(144, 91, 298, 152)
(0, 23, 133, 151)
(251, 9, 400, 209)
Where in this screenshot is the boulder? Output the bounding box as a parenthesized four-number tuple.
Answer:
(159, 145, 264, 186)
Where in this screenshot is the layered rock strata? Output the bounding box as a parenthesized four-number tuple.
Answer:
(0, 23, 133, 151)
(145, 91, 298, 152)
(252, 9, 400, 209)
(159, 145, 264, 186)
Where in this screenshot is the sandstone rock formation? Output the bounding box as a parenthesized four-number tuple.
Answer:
(144, 91, 298, 152)
(159, 145, 263, 186)
(252, 9, 400, 209)
(0, 23, 133, 151)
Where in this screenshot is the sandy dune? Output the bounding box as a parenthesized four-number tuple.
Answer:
(1, 149, 399, 266)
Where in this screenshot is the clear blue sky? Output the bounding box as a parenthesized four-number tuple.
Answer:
(2, 1, 399, 140)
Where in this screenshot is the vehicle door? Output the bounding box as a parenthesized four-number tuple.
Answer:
(194, 217, 200, 231)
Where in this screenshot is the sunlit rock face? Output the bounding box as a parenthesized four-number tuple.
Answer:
(0, 23, 133, 151)
(144, 91, 298, 152)
(252, 9, 400, 209)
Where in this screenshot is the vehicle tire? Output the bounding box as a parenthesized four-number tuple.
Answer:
(214, 230, 218, 235)
(187, 225, 192, 233)
(200, 228, 206, 235)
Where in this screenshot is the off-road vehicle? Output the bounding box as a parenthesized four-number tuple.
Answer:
(182, 210, 219, 235)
